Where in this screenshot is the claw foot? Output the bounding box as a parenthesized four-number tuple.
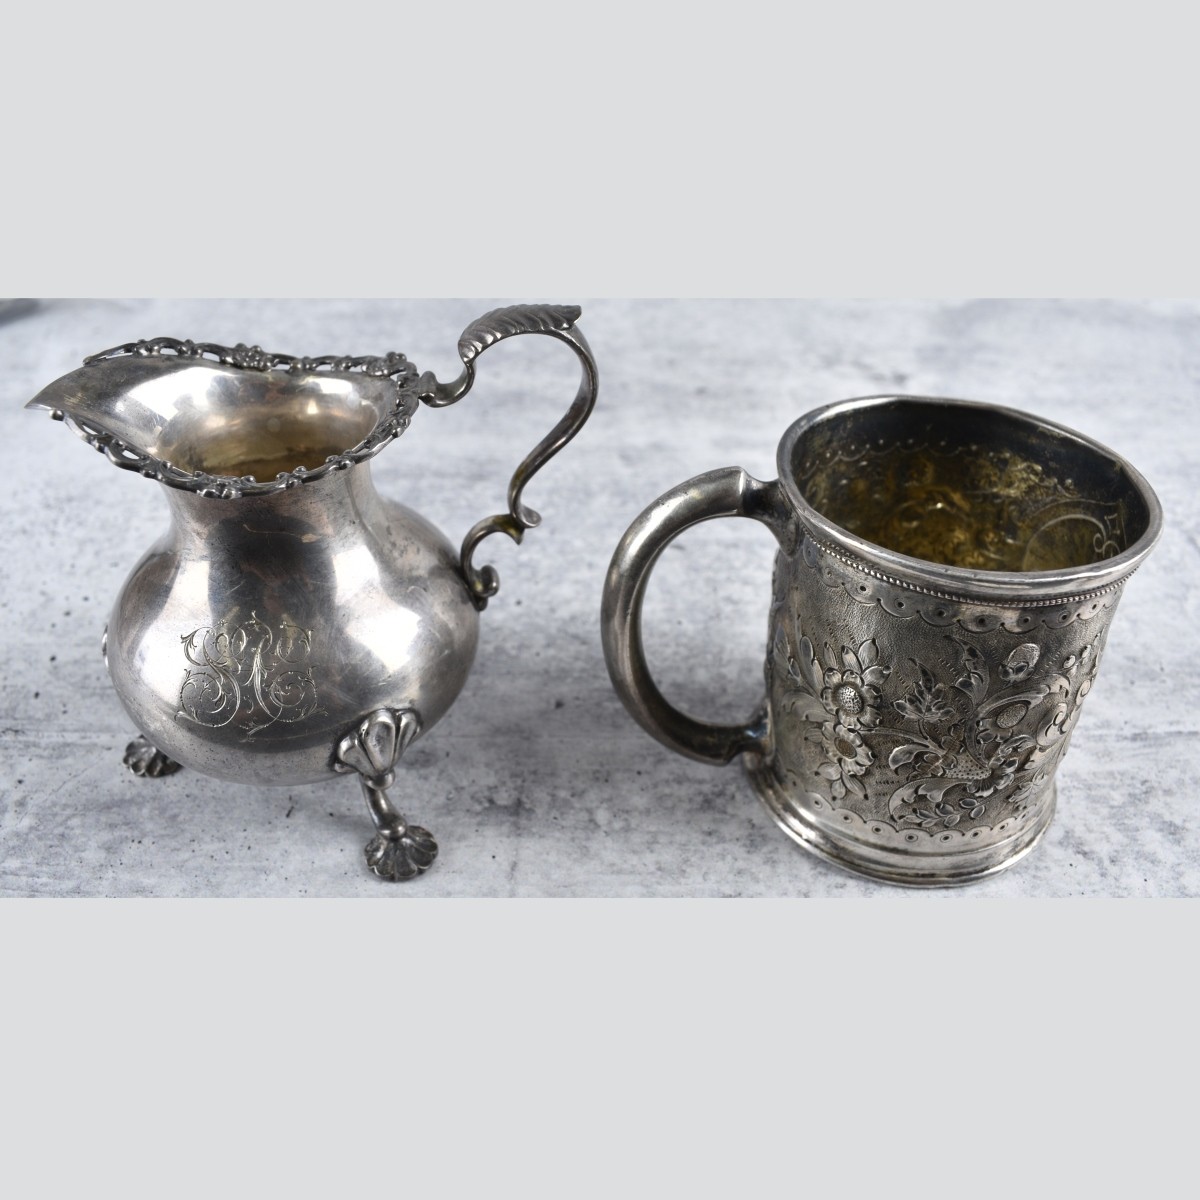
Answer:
(365, 824, 438, 881)
(123, 735, 182, 778)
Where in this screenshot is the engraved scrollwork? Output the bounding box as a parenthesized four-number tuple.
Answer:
(176, 613, 324, 737)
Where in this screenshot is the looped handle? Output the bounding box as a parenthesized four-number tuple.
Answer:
(601, 467, 796, 765)
(418, 304, 598, 610)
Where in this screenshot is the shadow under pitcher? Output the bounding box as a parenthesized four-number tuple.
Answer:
(28, 304, 597, 882)
(601, 396, 1162, 886)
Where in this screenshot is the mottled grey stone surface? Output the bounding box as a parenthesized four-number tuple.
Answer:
(1, 298, 1195, 896)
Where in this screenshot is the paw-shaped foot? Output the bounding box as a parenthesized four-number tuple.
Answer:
(123, 736, 182, 778)
(364, 825, 438, 881)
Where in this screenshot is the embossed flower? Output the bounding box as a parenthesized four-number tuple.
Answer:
(966, 734, 1034, 799)
(893, 665, 955, 723)
(819, 639, 889, 730)
(823, 721, 874, 777)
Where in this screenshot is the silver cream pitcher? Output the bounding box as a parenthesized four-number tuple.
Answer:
(28, 304, 597, 881)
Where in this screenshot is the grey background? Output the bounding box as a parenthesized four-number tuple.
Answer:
(1, 298, 1195, 896)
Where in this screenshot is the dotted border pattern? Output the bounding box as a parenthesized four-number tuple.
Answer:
(803, 788, 1036, 847)
(800, 533, 1134, 632)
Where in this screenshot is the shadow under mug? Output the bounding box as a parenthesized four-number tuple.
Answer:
(601, 395, 1163, 886)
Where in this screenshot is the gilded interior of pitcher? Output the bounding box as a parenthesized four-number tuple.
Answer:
(25, 338, 421, 499)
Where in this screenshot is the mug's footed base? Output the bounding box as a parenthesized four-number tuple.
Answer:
(123, 735, 182, 779)
(365, 825, 438, 881)
(745, 756, 1056, 888)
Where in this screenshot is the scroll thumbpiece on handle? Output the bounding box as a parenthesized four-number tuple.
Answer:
(417, 304, 598, 610)
(600, 467, 796, 766)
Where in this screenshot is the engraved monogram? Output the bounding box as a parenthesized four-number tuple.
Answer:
(176, 612, 324, 736)
(771, 620, 1103, 834)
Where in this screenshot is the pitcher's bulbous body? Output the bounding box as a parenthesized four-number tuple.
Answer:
(105, 464, 480, 786)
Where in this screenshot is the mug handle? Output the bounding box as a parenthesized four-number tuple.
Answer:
(601, 466, 796, 765)
(418, 303, 598, 610)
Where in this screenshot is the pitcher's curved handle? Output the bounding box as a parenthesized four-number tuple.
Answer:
(601, 467, 796, 765)
(418, 303, 598, 610)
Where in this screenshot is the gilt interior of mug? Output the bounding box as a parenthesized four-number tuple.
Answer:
(779, 396, 1161, 588)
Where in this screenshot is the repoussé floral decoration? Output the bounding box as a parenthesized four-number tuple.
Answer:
(772, 622, 1101, 832)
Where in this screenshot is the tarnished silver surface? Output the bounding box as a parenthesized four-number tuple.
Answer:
(601, 395, 1163, 886)
(27, 304, 598, 880)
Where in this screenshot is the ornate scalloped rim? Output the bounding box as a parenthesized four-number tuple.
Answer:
(51, 337, 422, 500)
(801, 533, 1133, 632)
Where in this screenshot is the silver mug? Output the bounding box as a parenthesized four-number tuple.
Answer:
(601, 396, 1163, 886)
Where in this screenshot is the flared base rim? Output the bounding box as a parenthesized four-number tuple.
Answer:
(746, 757, 1056, 888)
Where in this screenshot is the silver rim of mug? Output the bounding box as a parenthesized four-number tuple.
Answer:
(776, 394, 1164, 603)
